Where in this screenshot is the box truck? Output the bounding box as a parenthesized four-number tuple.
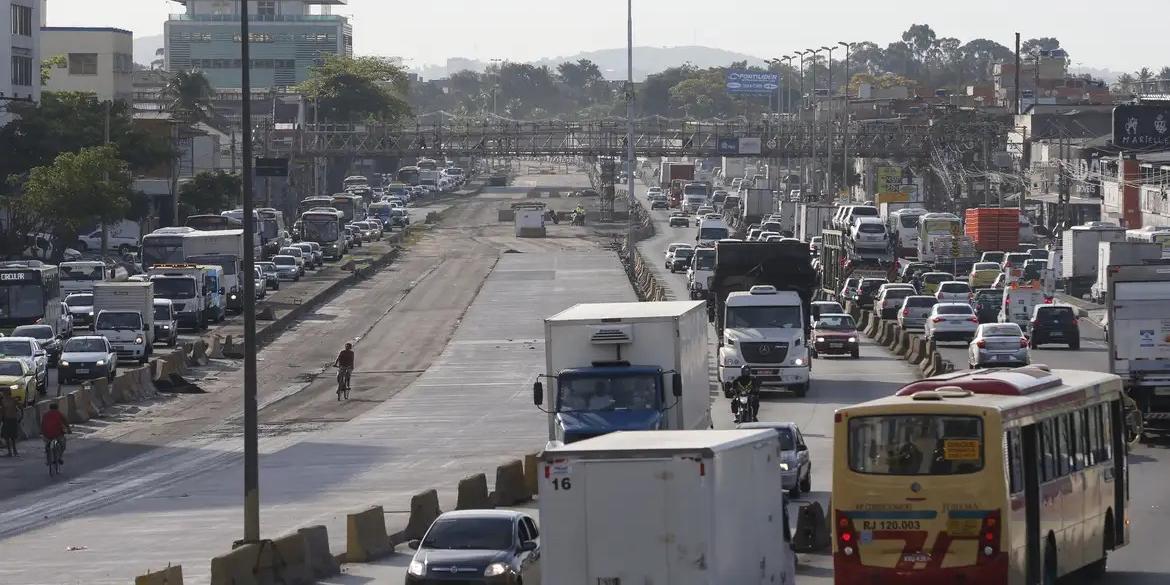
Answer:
(93, 281, 154, 363)
(533, 301, 711, 445)
(1106, 263, 1170, 435)
(1090, 241, 1162, 304)
(1061, 222, 1126, 298)
(539, 430, 796, 585)
(740, 188, 774, 227)
(184, 229, 246, 313)
(798, 203, 836, 242)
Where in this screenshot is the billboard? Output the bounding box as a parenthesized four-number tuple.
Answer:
(725, 70, 779, 95)
(1113, 105, 1170, 150)
(717, 137, 763, 155)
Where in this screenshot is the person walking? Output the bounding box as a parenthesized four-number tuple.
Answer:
(0, 389, 21, 457)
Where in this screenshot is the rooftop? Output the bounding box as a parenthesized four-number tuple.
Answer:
(41, 27, 132, 35)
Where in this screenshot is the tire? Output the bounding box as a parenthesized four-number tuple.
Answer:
(1042, 539, 1058, 585)
(799, 470, 812, 493)
(793, 383, 809, 398)
(1085, 517, 1113, 580)
(851, 349, 860, 359)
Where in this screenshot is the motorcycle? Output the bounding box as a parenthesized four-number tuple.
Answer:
(730, 388, 758, 423)
(571, 210, 586, 226)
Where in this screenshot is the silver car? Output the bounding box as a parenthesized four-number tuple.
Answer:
(737, 421, 812, 497)
(271, 255, 300, 281)
(924, 302, 980, 343)
(875, 285, 916, 320)
(897, 295, 937, 330)
(968, 323, 1030, 369)
(0, 337, 48, 395)
(936, 281, 973, 304)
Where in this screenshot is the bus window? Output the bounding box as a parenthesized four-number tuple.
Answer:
(1100, 404, 1112, 461)
(1007, 428, 1023, 494)
(1069, 413, 1085, 471)
(1055, 416, 1070, 477)
(1039, 420, 1056, 482)
(1085, 409, 1099, 466)
(847, 414, 984, 475)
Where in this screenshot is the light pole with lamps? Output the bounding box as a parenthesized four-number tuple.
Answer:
(806, 48, 824, 197)
(822, 45, 836, 195)
(838, 41, 852, 200)
(625, 0, 636, 248)
(781, 55, 795, 183)
(795, 51, 808, 190)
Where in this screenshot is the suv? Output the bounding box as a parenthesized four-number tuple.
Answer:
(875, 285, 916, 320)
(973, 288, 1004, 323)
(897, 295, 938, 330)
(839, 277, 859, 303)
(1028, 304, 1080, 349)
(855, 278, 889, 309)
(919, 272, 955, 296)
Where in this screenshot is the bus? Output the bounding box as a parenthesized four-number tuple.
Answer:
(221, 209, 265, 258)
(833, 366, 1130, 585)
(342, 175, 368, 190)
(141, 227, 198, 270)
(368, 201, 393, 225)
(385, 182, 409, 199)
(1125, 226, 1170, 258)
(0, 261, 62, 334)
(256, 207, 289, 257)
(298, 195, 334, 215)
(300, 208, 346, 260)
(186, 214, 240, 231)
(416, 158, 438, 171)
(331, 193, 366, 222)
(397, 166, 421, 186)
(888, 207, 928, 257)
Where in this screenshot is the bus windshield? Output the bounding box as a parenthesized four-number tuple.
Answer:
(699, 227, 729, 240)
(556, 374, 659, 412)
(0, 285, 45, 320)
(303, 219, 339, 242)
(142, 239, 185, 268)
(848, 414, 984, 475)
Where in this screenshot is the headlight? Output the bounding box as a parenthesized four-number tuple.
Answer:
(793, 358, 805, 367)
(483, 563, 508, 577)
(8, 384, 18, 390)
(848, 337, 857, 343)
(96, 360, 105, 366)
(816, 337, 826, 343)
(59, 361, 69, 367)
(407, 560, 425, 576)
(89, 311, 95, 316)
(162, 325, 170, 330)
(779, 462, 790, 470)
(134, 337, 144, 344)
(230, 294, 238, 300)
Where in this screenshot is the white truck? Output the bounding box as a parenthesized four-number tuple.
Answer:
(147, 264, 210, 330)
(695, 217, 729, 245)
(183, 229, 246, 314)
(687, 245, 716, 300)
(798, 203, 836, 242)
(1090, 241, 1162, 304)
(1106, 264, 1170, 435)
(539, 430, 796, 585)
(721, 157, 750, 181)
(512, 202, 547, 237)
(740, 188, 774, 226)
(93, 281, 154, 363)
(718, 285, 811, 396)
(1061, 222, 1126, 298)
(59, 260, 113, 295)
(999, 282, 1047, 329)
(533, 301, 711, 446)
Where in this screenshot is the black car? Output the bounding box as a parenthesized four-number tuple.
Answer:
(406, 510, 540, 584)
(855, 277, 889, 309)
(973, 288, 1003, 323)
(1028, 304, 1080, 349)
(11, 325, 62, 366)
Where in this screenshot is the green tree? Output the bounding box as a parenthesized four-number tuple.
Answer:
(1021, 37, 1063, 56)
(163, 70, 216, 125)
(40, 54, 65, 85)
(178, 170, 241, 217)
(19, 146, 132, 262)
(297, 55, 411, 122)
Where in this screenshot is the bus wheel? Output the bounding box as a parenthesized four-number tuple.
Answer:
(1042, 538, 1058, 585)
(1085, 516, 1113, 579)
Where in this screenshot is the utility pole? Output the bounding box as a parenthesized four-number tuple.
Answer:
(822, 46, 836, 196)
(1014, 32, 1021, 115)
(239, 0, 260, 546)
(101, 100, 111, 259)
(625, 0, 636, 248)
(808, 48, 823, 198)
(839, 41, 851, 200)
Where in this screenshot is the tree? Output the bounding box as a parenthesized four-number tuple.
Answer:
(1021, 37, 1063, 56)
(639, 65, 697, 116)
(19, 146, 131, 262)
(1115, 73, 1136, 94)
(1160, 66, 1170, 93)
(40, 54, 65, 85)
(162, 70, 215, 125)
(297, 55, 411, 122)
(178, 170, 240, 217)
(1136, 67, 1155, 93)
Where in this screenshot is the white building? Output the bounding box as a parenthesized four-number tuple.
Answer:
(0, 0, 42, 126)
(40, 26, 133, 102)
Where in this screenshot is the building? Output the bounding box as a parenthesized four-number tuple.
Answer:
(164, 0, 352, 91)
(40, 27, 133, 102)
(993, 50, 1111, 111)
(1, 0, 43, 125)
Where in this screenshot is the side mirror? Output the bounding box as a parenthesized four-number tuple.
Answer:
(797, 443, 809, 452)
(532, 381, 544, 406)
(407, 539, 421, 550)
(672, 372, 683, 397)
(520, 540, 538, 552)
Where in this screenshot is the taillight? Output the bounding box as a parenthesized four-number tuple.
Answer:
(976, 511, 1002, 563)
(932, 317, 944, 323)
(1072, 318, 1079, 325)
(1044, 296, 1054, 304)
(902, 308, 910, 317)
(836, 512, 860, 562)
(1030, 320, 1038, 327)
(976, 339, 986, 348)
(969, 317, 979, 323)
(1020, 337, 1029, 347)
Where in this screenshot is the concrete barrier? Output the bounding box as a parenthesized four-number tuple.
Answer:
(88, 378, 113, 410)
(792, 501, 830, 552)
(18, 405, 38, 440)
(523, 452, 540, 498)
(346, 505, 392, 563)
(221, 335, 245, 359)
(256, 306, 276, 321)
(206, 335, 224, 360)
(456, 473, 492, 510)
(906, 335, 927, 364)
(209, 542, 273, 585)
(134, 564, 183, 585)
(153, 349, 189, 382)
(298, 525, 339, 578)
(864, 315, 881, 337)
(893, 329, 912, 357)
(270, 531, 313, 585)
(188, 339, 209, 367)
(490, 459, 530, 506)
(401, 489, 442, 543)
(62, 391, 86, 424)
(73, 386, 99, 419)
(921, 351, 945, 377)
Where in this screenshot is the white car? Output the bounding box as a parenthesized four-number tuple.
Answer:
(936, 281, 973, 304)
(897, 295, 938, 331)
(664, 242, 691, 265)
(875, 285, 916, 320)
(646, 187, 663, 199)
(923, 303, 980, 343)
(0, 337, 48, 395)
(968, 323, 1030, 369)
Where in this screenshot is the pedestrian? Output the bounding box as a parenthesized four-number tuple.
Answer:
(1, 389, 22, 457)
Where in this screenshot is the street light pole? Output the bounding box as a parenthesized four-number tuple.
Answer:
(822, 46, 836, 196)
(781, 55, 794, 184)
(807, 48, 824, 198)
(625, 0, 636, 247)
(239, 0, 260, 545)
(838, 41, 852, 200)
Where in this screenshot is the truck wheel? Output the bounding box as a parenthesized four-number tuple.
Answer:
(851, 349, 860, 359)
(793, 383, 809, 398)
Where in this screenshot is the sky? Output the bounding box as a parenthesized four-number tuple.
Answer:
(46, 0, 1168, 73)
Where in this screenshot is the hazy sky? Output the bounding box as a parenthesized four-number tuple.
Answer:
(46, 0, 1166, 72)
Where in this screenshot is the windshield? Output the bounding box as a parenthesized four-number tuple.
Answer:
(694, 249, 716, 270)
(274, 256, 295, 266)
(673, 249, 694, 261)
(1005, 254, 1030, 266)
(726, 305, 802, 329)
(12, 326, 52, 340)
(853, 207, 878, 217)
(899, 214, 921, 228)
(883, 289, 912, 299)
(557, 374, 659, 411)
(64, 338, 107, 353)
(858, 223, 885, 234)
(260, 218, 279, 239)
(153, 305, 172, 320)
(303, 219, 339, 242)
(699, 227, 730, 240)
(684, 185, 707, 196)
(849, 415, 984, 475)
(152, 278, 196, 299)
(422, 517, 513, 550)
(96, 312, 143, 330)
(905, 296, 937, 308)
(982, 252, 1005, 263)
(60, 265, 104, 280)
(187, 255, 237, 276)
(0, 340, 33, 356)
(973, 263, 999, 271)
(65, 294, 93, 307)
(816, 315, 856, 330)
(859, 279, 887, 293)
(923, 273, 953, 284)
(0, 284, 45, 320)
(981, 324, 1022, 337)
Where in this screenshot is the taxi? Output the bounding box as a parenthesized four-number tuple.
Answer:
(967, 261, 1001, 288)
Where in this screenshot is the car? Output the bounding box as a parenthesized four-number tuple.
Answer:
(649, 195, 669, 210)
(746, 228, 764, 241)
(973, 288, 1003, 323)
(64, 292, 95, 328)
(343, 226, 361, 247)
(1001, 252, 1032, 283)
(809, 300, 844, 326)
(58, 335, 117, 384)
(56, 302, 74, 338)
(388, 208, 410, 228)
(923, 302, 980, 343)
(663, 242, 691, 266)
(668, 246, 695, 272)
(968, 262, 1002, 288)
(0, 358, 36, 405)
(737, 421, 812, 496)
(11, 325, 62, 366)
(256, 262, 281, 291)
(0, 337, 48, 395)
(980, 251, 1006, 265)
(305, 241, 325, 265)
(356, 220, 381, 241)
(875, 285, 916, 320)
(668, 212, 690, 228)
(919, 271, 954, 296)
(1028, 304, 1080, 349)
(811, 313, 860, 359)
(406, 510, 540, 584)
(897, 261, 931, 284)
(991, 272, 1008, 289)
(936, 281, 973, 304)
(968, 322, 1030, 369)
(1021, 258, 1049, 284)
(897, 295, 938, 331)
(696, 205, 715, 216)
(757, 231, 781, 241)
(292, 243, 318, 269)
(808, 236, 822, 256)
(855, 277, 889, 309)
(153, 299, 180, 347)
(251, 265, 267, 300)
(839, 277, 860, 303)
(271, 255, 300, 281)
(278, 247, 307, 275)
(646, 187, 663, 198)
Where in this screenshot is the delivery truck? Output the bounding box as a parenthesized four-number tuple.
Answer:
(1061, 222, 1126, 298)
(184, 229, 246, 313)
(1089, 241, 1162, 304)
(533, 301, 711, 445)
(93, 281, 154, 363)
(1106, 263, 1170, 436)
(798, 203, 836, 242)
(539, 430, 796, 585)
(740, 188, 774, 227)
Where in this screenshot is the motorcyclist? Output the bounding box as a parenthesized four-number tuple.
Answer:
(572, 204, 586, 225)
(729, 365, 760, 422)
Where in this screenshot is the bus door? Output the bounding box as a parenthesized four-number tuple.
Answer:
(1110, 400, 1128, 547)
(1021, 423, 1040, 585)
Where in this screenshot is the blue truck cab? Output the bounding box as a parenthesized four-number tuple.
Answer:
(535, 362, 682, 445)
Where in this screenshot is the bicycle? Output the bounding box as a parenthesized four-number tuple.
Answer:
(336, 366, 352, 401)
(45, 437, 64, 477)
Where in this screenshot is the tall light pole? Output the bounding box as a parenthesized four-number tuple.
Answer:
(822, 45, 836, 196)
(781, 55, 795, 182)
(807, 48, 824, 197)
(239, 0, 260, 545)
(625, 0, 636, 247)
(796, 51, 807, 192)
(838, 41, 852, 200)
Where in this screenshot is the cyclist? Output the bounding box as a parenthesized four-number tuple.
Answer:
(40, 402, 71, 466)
(333, 342, 355, 400)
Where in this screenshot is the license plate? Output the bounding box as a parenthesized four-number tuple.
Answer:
(947, 519, 980, 537)
(75, 368, 88, 374)
(994, 355, 1008, 360)
(755, 369, 777, 375)
(1050, 332, 1063, 337)
(1154, 387, 1170, 397)
(829, 343, 843, 349)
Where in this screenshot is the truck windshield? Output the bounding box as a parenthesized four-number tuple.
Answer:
(65, 294, 93, 307)
(899, 214, 921, 228)
(726, 305, 802, 329)
(557, 374, 659, 412)
(60, 265, 103, 280)
(96, 312, 143, 330)
(153, 305, 172, 320)
(699, 227, 729, 241)
(0, 285, 45, 320)
(153, 278, 196, 299)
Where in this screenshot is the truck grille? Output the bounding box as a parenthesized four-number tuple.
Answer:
(741, 342, 789, 364)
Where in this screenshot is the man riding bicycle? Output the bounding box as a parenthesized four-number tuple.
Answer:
(40, 402, 71, 465)
(334, 342, 355, 400)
